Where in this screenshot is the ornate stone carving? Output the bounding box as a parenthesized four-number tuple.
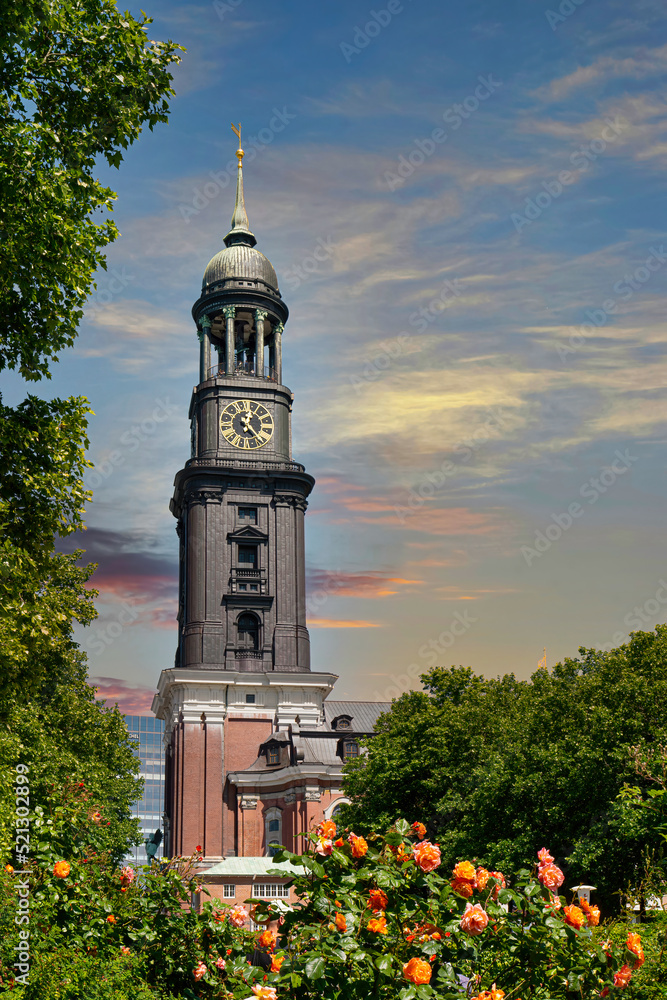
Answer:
(304, 786, 321, 802)
(283, 790, 297, 804)
(273, 494, 308, 511)
(240, 794, 258, 810)
(222, 305, 236, 319)
(184, 488, 221, 506)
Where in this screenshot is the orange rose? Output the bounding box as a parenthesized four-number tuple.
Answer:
(257, 929, 277, 950)
(252, 988, 278, 1000)
(318, 819, 336, 840)
(470, 987, 506, 1000)
(460, 902, 489, 936)
(453, 860, 476, 881)
(368, 889, 388, 910)
(411, 821, 427, 840)
(537, 848, 554, 865)
(316, 837, 333, 856)
(349, 834, 368, 859)
(475, 867, 491, 890)
(368, 914, 388, 934)
(396, 842, 411, 862)
(563, 905, 585, 930)
(334, 911, 347, 932)
(403, 957, 432, 984)
(538, 863, 564, 890)
(627, 932, 644, 969)
(53, 861, 71, 879)
(586, 904, 601, 927)
(614, 965, 632, 988)
(270, 955, 285, 973)
(413, 840, 441, 873)
(5, 865, 13, 874)
(120, 946, 130, 955)
(334, 837, 344, 847)
(106, 914, 116, 924)
(451, 877, 474, 898)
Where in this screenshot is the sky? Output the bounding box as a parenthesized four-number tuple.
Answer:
(12, 0, 667, 713)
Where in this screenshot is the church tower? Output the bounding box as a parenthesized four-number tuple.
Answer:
(153, 130, 337, 861)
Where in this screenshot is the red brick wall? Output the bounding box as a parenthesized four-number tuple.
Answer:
(223, 716, 273, 856)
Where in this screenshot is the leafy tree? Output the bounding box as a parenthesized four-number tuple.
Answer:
(0, 0, 182, 379)
(0, 1, 182, 863)
(342, 630, 667, 913)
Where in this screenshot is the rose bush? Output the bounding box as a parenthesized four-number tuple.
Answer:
(0, 815, 651, 999)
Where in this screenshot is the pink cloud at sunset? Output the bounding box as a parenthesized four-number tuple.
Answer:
(307, 568, 424, 598)
(307, 616, 384, 628)
(90, 676, 155, 715)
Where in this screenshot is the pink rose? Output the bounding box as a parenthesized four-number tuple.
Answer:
(228, 904, 248, 927)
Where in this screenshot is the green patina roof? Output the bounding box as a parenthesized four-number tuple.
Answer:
(203, 856, 303, 877)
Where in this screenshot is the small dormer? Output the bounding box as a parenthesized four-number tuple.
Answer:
(259, 734, 291, 768)
(336, 737, 360, 763)
(331, 714, 353, 732)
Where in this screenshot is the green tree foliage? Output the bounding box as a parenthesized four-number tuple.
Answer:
(0, 0, 182, 379)
(0, 2, 182, 863)
(342, 630, 667, 913)
(0, 394, 96, 707)
(0, 693, 142, 865)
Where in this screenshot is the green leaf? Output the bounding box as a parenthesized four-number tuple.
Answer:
(305, 955, 326, 979)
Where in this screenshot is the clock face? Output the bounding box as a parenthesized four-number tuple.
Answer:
(220, 399, 274, 450)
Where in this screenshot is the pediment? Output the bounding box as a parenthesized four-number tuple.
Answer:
(227, 525, 268, 542)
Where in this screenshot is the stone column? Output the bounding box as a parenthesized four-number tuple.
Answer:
(255, 309, 268, 377)
(273, 321, 284, 383)
(223, 306, 236, 375)
(199, 316, 212, 383)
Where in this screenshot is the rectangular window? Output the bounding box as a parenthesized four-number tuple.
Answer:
(267, 747, 280, 765)
(223, 884, 236, 898)
(238, 507, 257, 523)
(238, 584, 247, 591)
(246, 694, 256, 704)
(254, 884, 290, 898)
(238, 545, 257, 567)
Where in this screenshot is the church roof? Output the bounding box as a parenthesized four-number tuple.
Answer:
(202, 243, 279, 293)
(202, 856, 303, 877)
(322, 701, 391, 732)
(200, 126, 280, 295)
(298, 737, 340, 766)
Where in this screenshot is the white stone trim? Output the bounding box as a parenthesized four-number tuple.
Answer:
(325, 796, 350, 819)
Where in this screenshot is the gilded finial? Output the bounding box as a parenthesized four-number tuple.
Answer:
(231, 122, 243, 165)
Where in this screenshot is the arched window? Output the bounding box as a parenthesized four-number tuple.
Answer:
(237, 612, 259, 650)
(265, 807, 282, 857)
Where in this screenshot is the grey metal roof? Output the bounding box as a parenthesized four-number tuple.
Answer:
(203, 244, 279, 292)
(299, 737, 341, 766)
(203, 856, 303, 877)
(323, 701, 391, 732)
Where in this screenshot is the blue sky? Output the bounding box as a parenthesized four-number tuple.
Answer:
(15, 0, 667, 711)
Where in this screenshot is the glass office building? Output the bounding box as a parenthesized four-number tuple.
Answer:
(124, 715, 165, 865)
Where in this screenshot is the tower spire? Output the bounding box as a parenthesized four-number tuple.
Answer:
(224, 122, 257, 248)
